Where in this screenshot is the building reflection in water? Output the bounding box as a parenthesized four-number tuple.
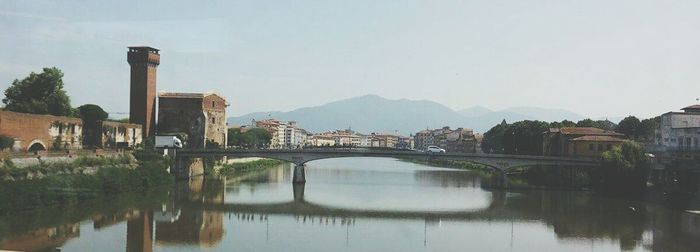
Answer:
(154, 176, 226, 249)
(0, 223, 79, 252)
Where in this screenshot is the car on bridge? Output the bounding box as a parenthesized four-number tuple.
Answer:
(425, 146, 446, 153)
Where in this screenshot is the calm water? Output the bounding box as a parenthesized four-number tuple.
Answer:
(1, 157, 700, 252)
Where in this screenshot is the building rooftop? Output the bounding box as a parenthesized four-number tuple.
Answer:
(128, 46, 160, 54)
(571, 135, 625, 142)
(158, 92, 207, 99)
(158, 92, 227, 102)
(681, 104, 700, 112)
(559, 127, 623, 136)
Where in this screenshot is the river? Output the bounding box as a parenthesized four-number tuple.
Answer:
(1, 157, 699, 251)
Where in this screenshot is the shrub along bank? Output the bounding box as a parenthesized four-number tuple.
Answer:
(400, 158, 491, 174)
(217, 159, 285, 176)
(0, 151, 173, 211)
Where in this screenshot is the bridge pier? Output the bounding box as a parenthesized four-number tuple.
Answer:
(490, 171, 508, 188)
(293, 164, 306, 184)
(293, 183, 305, 202)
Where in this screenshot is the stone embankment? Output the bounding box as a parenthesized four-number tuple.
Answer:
(1, 152, 138, 181)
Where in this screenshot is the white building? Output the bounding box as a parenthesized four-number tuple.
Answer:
(657, 105, 700, 150)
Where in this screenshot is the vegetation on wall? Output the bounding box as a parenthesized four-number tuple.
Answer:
(0, 135, 13, 151)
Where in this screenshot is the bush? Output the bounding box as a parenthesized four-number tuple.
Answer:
(218, 159, 285, 176)
(0, 135, 13, 151)
(595, 141, 650, 195)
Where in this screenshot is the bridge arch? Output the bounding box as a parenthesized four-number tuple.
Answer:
(27, 140, 46, 152)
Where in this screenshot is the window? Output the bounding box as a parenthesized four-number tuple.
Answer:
(212, 101, 216, 108)
(597, 144, 603, 151)
(607, 144, 612, 150)
(211, 117, 215, 124)
(588, 144, 594, 151)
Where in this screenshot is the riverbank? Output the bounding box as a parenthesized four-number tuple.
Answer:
(0, 151, 173, 211)
(216, 158, 286, 177)
(399, 158, 491, 175)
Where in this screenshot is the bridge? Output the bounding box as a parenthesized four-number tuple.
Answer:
(174, 148, 600, 183)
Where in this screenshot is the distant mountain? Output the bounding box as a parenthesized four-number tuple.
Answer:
(457, 106, 492, 117)
(228, 95, 588, 134)
(501, 107, 585, 122)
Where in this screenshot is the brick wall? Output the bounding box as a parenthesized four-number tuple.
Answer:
(0, 110, 83, 151)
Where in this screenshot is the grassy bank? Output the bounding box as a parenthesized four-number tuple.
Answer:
(0, 154, 136, 180)
(217, 159, 285, 176)
(0, 151, 173, 211)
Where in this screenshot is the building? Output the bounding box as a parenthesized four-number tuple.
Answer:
(254, 119, 310, 149)
(414, 126, 477, 153)
(310, 134, 336, 147)
(445, 128, 478, 153)
(414, 129, 434, 150)
(127, 46, 160, 138)
(567, 135, 625, 157)
(543, 127, 625, 157)
(254, 119, 287, 149)
(0, 110, 83, 151)
(656, 105, 700, 150)
(157, 92, 228, 149)
(369, 133, 399, 148)
(97, 121, 143, 149)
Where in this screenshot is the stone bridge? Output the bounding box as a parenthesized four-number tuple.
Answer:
(175, 148, 600, 183)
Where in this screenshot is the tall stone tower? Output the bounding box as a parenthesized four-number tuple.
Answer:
(127, 46, 160, 138)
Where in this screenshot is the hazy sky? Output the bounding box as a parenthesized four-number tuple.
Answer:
(1, 0, 699, 119)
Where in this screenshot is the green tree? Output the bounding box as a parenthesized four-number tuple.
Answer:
(576, 118, 598, 128)
(77, 104, 108, 147)
(2, 67, 73, 116)
(77, 104, 108, 123)
(0, 135, 14, 150)
(616, 116, 641, 138)
(482, 120, 508, 153)
(549, 120, 576, 128)
(502, 120, 550, 155)
(247, 128, 272, 148)
(227, 128, 272, 149)
(637, 117, 659, 142)
(597, 141, 650, 195)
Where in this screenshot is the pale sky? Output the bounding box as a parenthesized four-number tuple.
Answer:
(1, 0, 699, 119)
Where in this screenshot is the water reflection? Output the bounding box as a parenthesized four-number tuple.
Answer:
(1, 158, 700, 251)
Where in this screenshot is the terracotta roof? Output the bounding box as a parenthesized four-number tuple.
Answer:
(559, 127, 623, 136)
(571, 135, 625, 142)
(158, 92, 206, 99)
(158, 92, 227, 101)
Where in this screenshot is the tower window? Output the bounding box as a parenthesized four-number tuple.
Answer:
(212, 101, 216, 108)
(211, 117, 215, 124)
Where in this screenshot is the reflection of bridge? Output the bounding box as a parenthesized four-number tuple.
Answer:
(176, 149, 600, 183)
(180, 183, 533, 221)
